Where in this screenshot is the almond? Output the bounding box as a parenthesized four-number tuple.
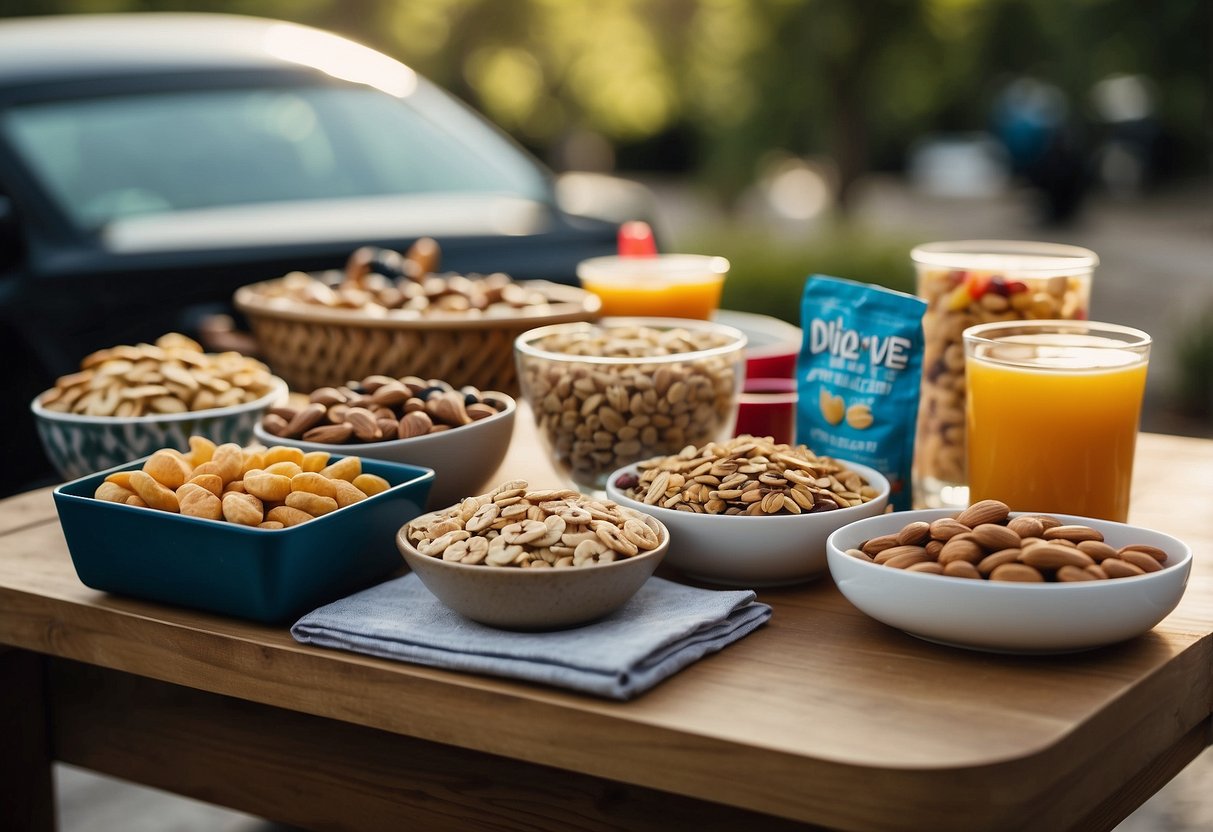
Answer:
(1006, 515, 1044, 539)
(907, 561, 944, 575)
(861, 533, 901, 556)
(990, 563, 1045, 582)
(943, 560, 982, 580)
(956, 499, 1010, 528)
(1101, 558, 1146, 579)
(398, 410, 433, 439)
(971, 523, 1020, 552)
(1028, 514, 1064, 531)
(1019, 544, 1095, 570)
(303, 423, 355, 444)
(1120, 550, 1163, 573)
(1057, 565, 1099, 582)
(344, 407, 382, 442)
(1118, 544, 1169, 563)
(938, 537, 983, 565)
(928, 517, 971, 540)
(1044, 525, 1104, 543)
(884, 549, 932, 569)
(284, 402, 328, 437)
(873, 545, 929, 565)
(977, 548, 1023, 575)
(896, 521, 931, 546)
(1076, 540, 1119, 562)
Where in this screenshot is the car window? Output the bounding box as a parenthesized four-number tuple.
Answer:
(0, 84, 550, 233)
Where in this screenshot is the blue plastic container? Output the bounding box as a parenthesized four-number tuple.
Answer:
(53, 456, 434, 623)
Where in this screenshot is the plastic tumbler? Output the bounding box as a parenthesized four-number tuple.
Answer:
(964, 320, 1150, 522)
(577, 254, 729, 320)
(911, 241, 1097, 508)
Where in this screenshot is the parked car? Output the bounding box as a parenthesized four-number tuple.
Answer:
(0, 12, 631, 494)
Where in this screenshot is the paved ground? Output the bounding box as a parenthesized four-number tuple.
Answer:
(56, 175, 1213, 829)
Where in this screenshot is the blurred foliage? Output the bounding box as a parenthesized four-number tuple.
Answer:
(1176, 305, 1213, 420)
(2, 0, 1206, 207)
(683, 224, 918, 324)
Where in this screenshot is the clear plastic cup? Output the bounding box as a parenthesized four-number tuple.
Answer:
(964, 320, 1150, 522)
(576, 254, 729, 320)
(911, 241, 1098, 508)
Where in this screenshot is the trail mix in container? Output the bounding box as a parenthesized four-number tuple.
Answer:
(615, 435, 880, 516)
(914, 256, 1092, 499)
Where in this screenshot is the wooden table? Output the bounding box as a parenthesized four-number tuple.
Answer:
(3, 425, 1212, 832)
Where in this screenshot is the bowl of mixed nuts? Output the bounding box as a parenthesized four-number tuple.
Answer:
(606, 436, 890, 587)
(253, 375, 516, 509)
(515, 318, 747, 494)
(399, 480, 669, 629)
(31, 333, 287, 480)
(826, 501, 1192, 653)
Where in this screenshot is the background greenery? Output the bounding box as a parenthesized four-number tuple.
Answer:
(2, 0, 1208, 210)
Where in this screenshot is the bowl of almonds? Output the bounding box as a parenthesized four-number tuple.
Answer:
(254, 375, 516, 509)
(399, 480, 668, 629)
(606, 436, 890, 587)
(31, 333, 287, 480)
(826, 501, 1193, 654)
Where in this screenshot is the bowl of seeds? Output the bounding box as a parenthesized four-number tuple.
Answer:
(514, 318, 746, 495)
(605, 435, 889, 587)
(398, 480, 668, 629)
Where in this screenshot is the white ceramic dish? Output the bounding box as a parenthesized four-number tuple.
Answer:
(254, 393, 516, 509)
(396, 513, 668, 630)
(826, 509, 1193, 654)
(32, 377, 288, 480)
(605, 460, 889, 587)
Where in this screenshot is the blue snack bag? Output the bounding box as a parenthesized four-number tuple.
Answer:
(796, 275, 927, 510)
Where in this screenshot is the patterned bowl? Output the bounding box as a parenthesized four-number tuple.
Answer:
(31, 377, 288, 481)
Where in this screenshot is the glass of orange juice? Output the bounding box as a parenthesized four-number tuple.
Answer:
(576, 254, 729, 320)
(964, 320, 1151, 522)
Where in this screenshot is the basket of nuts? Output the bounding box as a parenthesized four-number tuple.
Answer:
(234, 240, 600, 396)
(253, 375, 516, 509)
(31, 333, 287, 480)
(825, 502, 1192, 653)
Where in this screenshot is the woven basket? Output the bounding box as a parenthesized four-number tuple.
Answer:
(235, 279, 600, 396)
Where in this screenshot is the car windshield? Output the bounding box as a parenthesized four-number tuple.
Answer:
(1, 83, 551, 233)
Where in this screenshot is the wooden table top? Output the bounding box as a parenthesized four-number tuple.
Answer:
(2, 422, 1212, 831)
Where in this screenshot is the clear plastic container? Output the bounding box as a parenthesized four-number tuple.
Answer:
(911, 241, 1097, 508)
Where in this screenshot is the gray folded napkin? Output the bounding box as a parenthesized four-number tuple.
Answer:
(291, 573, 771, 700)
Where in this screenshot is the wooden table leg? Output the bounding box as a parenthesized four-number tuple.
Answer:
(0, 649, 55, 831)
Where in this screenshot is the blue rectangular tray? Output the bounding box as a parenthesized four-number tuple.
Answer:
(53, 456, 434, 623)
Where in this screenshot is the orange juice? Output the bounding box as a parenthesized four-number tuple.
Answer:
(964, 323, 1150, 522)
(577, 254, 728, 320)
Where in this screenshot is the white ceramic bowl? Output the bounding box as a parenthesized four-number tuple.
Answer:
(606, 460, 890, 587)
(826, 509, 1193, 654)
(396, 513, 668, 630)
(32, 377, 288, 480)
(254, 393, 516, 509)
